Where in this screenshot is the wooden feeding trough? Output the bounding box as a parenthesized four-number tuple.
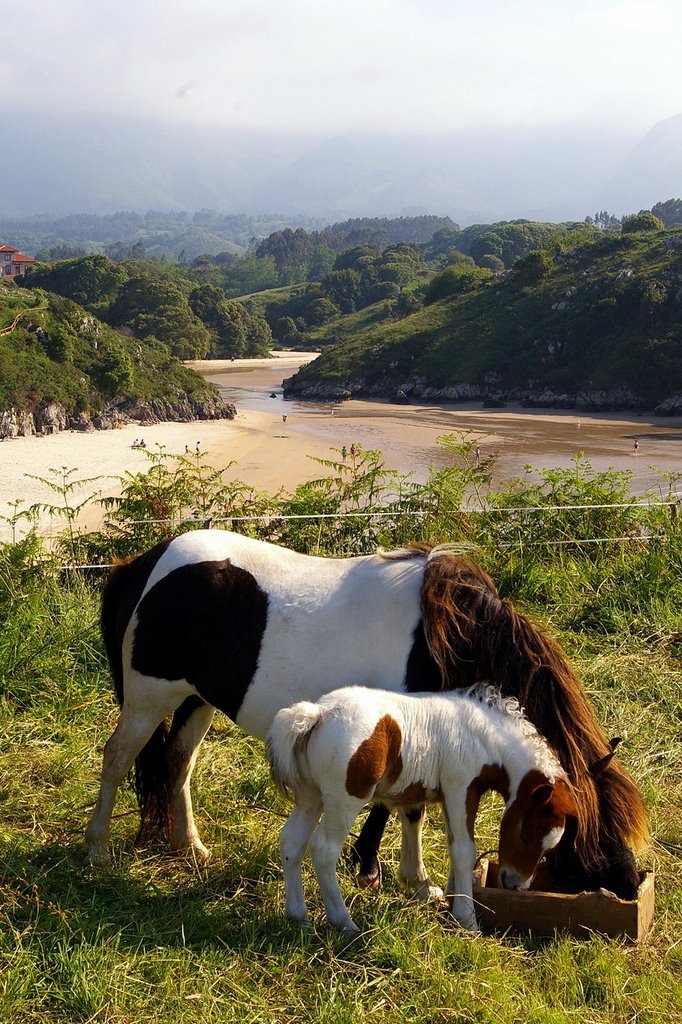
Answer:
(472, 860, 655, 941)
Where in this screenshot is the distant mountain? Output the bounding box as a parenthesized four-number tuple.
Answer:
(1, 111, 676, 223)
(605, 113, 682, 215)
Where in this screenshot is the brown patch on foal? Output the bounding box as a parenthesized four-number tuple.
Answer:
(346, 715, 403, 800)
(465, 764, 511, 840)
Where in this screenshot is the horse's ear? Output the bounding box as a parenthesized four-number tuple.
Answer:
(589, 739, 621, 778)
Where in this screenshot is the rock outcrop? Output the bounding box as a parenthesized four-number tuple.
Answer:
(0, 393, 235, 439)
(283, 372, 666, 413)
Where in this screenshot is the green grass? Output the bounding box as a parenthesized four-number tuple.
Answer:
(1, 456, 682, 1023)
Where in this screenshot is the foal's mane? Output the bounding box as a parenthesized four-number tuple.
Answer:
(465, 683, 564, 781)
(420, 552, 649, 869)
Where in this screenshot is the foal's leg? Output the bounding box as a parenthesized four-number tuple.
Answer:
(279, 790, 323, 925)
(441, 794, 479, 931)
(397, 806, 444, 900)
(310, 796, 367, 934)
(166, 698, 216, 860)
(86, 683, 185, 867)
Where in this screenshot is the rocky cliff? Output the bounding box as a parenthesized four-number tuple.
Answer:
(0, 393, 235, 439)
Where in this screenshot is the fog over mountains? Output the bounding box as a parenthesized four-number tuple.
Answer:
(3, 111, 681, 224)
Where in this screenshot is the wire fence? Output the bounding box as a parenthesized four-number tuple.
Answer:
(53, 495, 682, 571)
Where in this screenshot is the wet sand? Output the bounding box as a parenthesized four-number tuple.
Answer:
(2, 352, 682, 541)
(200, 357, 682, 497)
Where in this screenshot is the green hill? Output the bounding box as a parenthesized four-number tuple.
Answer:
(284, 228, 682, 411)
(0, 282, 232, 435)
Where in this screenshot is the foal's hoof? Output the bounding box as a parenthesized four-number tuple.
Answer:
(332, 919, 361, 936)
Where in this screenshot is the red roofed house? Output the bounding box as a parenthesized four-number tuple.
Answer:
(1, 244, 37, 278)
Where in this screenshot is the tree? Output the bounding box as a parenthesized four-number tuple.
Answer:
(621, 212, 665, 234)
(423, 265, 492, 304)
(22, 254, 127, 308)
(477, 254, 505, 273)
(512, 250, 553, 282)
(651, 198, 682, 227)
(99, 345, 135, 394)
(188, 285, 272, 357)
(320, 268, 361, 313)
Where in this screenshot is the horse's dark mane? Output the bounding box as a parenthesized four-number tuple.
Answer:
(420, 554, 649, 869)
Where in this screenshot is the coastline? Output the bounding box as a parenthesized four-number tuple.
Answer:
(3, 352, 682, 542)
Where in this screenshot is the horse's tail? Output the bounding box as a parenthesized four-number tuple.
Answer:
(100, 541, 176, 839)
(266, 701, 323, 799)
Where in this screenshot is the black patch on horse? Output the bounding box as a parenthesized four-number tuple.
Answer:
(101, 539, 174, 705)
(132, 558, 269, 722)
(404, 622, 443, 692)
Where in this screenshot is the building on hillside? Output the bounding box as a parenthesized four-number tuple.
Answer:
(1, 244, 37, 278)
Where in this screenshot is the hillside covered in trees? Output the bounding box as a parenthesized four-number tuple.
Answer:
(285, 219, 682, 412)
(0, 284, 232, 436)
(6, 205, 682, 420)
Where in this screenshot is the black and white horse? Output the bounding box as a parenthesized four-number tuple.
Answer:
(87, 530, 648, 899)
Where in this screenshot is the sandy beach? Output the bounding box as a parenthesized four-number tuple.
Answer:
(3, 351, 682, 542)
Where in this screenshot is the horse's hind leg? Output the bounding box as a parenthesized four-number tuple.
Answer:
(86, 684, 186, 867)
(397, 806, 444, 900)
(165, 698, 216, 860)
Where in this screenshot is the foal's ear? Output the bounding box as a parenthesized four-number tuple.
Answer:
(530, 783, 555, 806)
(589, 738, 622, 778)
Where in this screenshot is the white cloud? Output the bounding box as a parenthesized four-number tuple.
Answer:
(3, 0, 681, 133)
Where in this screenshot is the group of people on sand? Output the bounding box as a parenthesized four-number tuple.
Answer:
(131, 438, 147, 449)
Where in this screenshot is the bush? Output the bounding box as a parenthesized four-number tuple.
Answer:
(622, 212, 665, 234)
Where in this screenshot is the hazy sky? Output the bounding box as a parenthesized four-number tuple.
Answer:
(3, 0, 681, 135)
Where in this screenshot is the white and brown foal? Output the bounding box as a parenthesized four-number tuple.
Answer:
(267, 684, 577, 933)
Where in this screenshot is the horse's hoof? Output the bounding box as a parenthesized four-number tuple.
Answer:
(356, 864, 382, 892)
(85, 848, 112, 869)
(410, 881, 445, 902)
(285, 912, 311, 929)
(171, 840, 211, 863)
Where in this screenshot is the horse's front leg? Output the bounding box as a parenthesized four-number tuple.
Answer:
(442, 795, 479, 931)
(166, 698, 215, 861)
(397, 806, 444, 900)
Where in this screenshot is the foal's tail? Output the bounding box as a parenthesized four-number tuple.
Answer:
(266, 701, 323, 799)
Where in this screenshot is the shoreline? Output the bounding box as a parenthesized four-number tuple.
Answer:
(3, 355, 682, 542)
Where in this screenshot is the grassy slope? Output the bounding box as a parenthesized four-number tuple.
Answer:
(0, 283, 220, 416)
(291, 230, 682, 402)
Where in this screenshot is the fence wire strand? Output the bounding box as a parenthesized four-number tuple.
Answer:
(53, 497, 679, 571)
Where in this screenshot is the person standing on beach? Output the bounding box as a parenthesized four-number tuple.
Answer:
(475, 445, 481, 468)
(633, 439, 640, 455)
